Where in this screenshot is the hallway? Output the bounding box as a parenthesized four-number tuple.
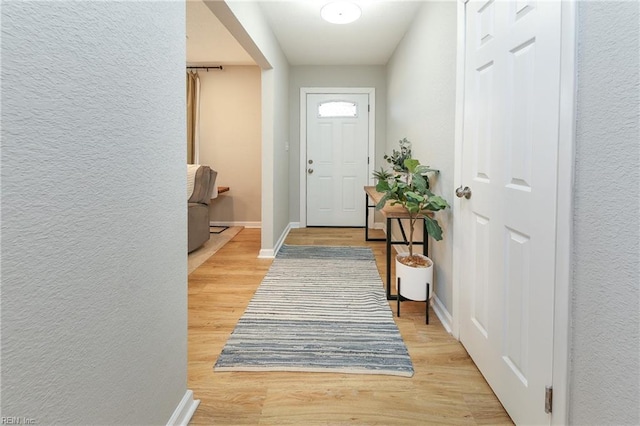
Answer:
(188, 228, 512, 424)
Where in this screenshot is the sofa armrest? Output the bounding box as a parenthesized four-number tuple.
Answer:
(188, 166, 217, 205)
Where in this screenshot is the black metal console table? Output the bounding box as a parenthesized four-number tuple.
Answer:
(364, 186, 431, 301)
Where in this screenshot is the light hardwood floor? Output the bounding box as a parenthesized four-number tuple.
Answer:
(188, 228, 512, 425)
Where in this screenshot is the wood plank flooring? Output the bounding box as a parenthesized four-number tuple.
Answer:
(188, 228, 512, 425)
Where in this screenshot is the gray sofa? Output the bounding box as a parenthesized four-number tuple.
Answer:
(188, 165, 217, 253)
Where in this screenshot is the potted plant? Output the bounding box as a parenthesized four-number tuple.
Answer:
(373, 153, 449, 301)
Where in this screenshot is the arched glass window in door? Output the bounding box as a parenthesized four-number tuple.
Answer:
(317, 100, 358, 118)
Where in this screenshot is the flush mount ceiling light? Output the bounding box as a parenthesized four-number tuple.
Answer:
(320, 2, 362, 24)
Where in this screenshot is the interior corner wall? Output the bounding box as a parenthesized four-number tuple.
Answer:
(261, 60, 291, 249)
(198, 66, 262, 224)
(569, 2, 640, 424)
(288, 65, 387, 222)
(223, 1, 290, 252)
(272, 62, 291, 243)
(1, 2, 188, 424)
(385, 1, 457, 313)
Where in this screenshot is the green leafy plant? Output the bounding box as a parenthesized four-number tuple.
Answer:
(372, 167, 394, 183)
(383, 138, 412, 172)
(375, 158, 449, 264)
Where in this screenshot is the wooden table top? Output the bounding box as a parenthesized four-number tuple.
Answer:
(365, 186, 434, 219)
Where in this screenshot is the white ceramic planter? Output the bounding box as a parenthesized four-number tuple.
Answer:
(395, 253, 433, 301)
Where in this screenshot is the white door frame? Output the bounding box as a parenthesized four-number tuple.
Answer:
(451, 1, 576, 423)
(299, 87, 376, 228)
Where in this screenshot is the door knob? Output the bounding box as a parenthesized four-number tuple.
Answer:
(308, 168, 314, 174)
(455, 186, 472, 199)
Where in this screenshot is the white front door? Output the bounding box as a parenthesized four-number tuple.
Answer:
(306, 93, 369, 226)
(458, 1, 562, 424)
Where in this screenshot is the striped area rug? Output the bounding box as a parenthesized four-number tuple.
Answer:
(214, 245, 414, 377)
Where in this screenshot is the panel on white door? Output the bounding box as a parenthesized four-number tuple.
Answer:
(341, 123, 357, 164)
(318, 123, 333, 164)
(342, 176, 356, 212)
(472, 214, 490, 337)
(513, 0, 534, 22)
(318, 177, 332, 212)
(503, 227, 531, 384)
(506, 38, 536, 191)
(475, 61, 494, 182)
(477, 0, 495, 47)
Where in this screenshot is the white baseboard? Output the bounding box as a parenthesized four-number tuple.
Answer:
(372, 222, 384, 230)
(210, 221, 261, 228)
(257, 249, 274, 258)
(432, 294, 453, 334)
(387, 226, 452, 333)
(166, 390, 200, 426)
(258, 222, 296, 259)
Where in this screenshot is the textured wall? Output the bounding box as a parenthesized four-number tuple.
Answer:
(1, 2, 188, 423)
(288, 65, 387, 222)
(198, 66, 262, 224)
(385, 2, 458, 313)
(570, 1, 640, 424)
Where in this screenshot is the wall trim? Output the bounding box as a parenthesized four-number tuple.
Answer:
(210, 221, 261, 229)
(258, 249, 275, 259)
(166, 390, 200, 426)
(299, 87, 376, 228)
(451, 0, 467, 341)
(551, 1, 577, 424)
(258, 222, 297, 259)
(432, 294, 453, 334)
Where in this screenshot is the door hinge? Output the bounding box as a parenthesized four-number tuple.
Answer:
(368, 104, 370, 112)
(367, 156, 370, 164)
(545, 386, 553, 414)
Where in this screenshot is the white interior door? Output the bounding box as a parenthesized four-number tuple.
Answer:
(306, 93, 369, 226)
(458, 1, 563, 424)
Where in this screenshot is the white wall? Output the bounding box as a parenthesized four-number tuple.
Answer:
(213, 1, 290, 254)
(271, 61, 292, 249)
(198, 66, 262, 225)
(385, 2, 458, 313)
(288, 66, 387, 222)
(569, 2, 640, 424)
(1, 2, 189, 424)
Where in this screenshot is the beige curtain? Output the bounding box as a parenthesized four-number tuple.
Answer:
(186, 71, 200, 164)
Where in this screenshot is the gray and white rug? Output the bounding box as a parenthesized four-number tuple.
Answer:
(214, 245, 414, 377)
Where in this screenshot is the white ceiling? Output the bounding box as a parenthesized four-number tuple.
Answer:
(259, 1, 423, 65)
(186, 0, 424, 67)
